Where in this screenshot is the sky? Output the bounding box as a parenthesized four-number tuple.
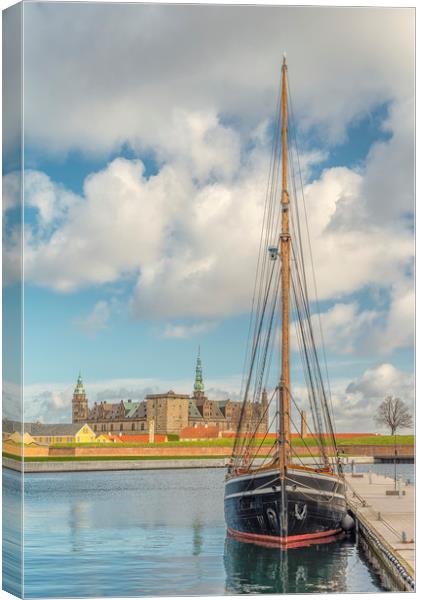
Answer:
(2, 2, 415, 432)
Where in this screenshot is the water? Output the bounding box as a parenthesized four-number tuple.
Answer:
(3, 464, 412, 597)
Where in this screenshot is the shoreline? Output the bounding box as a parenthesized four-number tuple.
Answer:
(2, 455, 390, 473)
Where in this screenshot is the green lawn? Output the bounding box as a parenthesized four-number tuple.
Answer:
(3, 452, 22, 461)
(24, 454, 232, 462)
(3, 452, 337, 463)
(336, 435, 414, 446)
(48, 434, 414, 449)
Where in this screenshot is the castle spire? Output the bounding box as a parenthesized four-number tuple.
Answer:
(72, 371, 88, 423)
(74, 371, 85, 394)
(194, 346, 204, 394)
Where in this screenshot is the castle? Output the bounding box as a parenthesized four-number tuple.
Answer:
(72, 351, 269, 436)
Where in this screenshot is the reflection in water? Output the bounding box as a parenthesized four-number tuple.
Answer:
(2, 467, 394, 597)
(192, 520, 203, 556)
(69, 502, 90, 553)
(224, 534, 354, 594)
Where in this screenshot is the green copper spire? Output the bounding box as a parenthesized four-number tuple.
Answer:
(74, 371, 85, 395)
(194, 347, 204, 393)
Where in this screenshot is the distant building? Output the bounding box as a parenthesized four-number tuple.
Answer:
(73, 350, 269, 436)
(2, 420, 97, 444)
(72, 373, 89, 423)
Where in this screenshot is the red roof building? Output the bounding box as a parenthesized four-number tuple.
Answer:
(180, 425, 220, 439)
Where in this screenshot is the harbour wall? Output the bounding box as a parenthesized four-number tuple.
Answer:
(345, 472, 415, 592)
(3, 456, 230, 472)
(339, 445, 414, 458)
(6, 442, 414, 460)
(3, 441, 414, 464)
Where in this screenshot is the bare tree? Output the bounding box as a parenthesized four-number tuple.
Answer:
(375, 396, 413, 435)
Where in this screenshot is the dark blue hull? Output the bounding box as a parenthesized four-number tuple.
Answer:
(224, 467, 347, 546)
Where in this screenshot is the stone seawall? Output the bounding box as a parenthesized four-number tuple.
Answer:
(340, 445, 414, 457)
(3, 442, 49, 457)
(3, 457, 229, 472)
(4, 442, 414, 461)
(48, 445, 275, 457)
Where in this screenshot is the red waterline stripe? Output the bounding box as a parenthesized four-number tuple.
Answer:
(227, 527, 342, 546)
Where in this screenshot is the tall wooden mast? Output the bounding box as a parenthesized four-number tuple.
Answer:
(279, 55, 291, 474)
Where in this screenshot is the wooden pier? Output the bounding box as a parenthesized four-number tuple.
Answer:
(345, 471, 415, 591)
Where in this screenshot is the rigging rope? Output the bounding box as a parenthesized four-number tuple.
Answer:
(230, 64, 341, 476)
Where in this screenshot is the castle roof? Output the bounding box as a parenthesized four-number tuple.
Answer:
(145, 392, 190, 399)
(21, 423, 88, 436)
(123, 401, 141, 417)
(188, 399, 203, 419)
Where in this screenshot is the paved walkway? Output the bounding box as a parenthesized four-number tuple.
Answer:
(345, 471, 415, 576)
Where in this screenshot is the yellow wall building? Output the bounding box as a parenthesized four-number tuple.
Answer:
(2, 420, 97, 445)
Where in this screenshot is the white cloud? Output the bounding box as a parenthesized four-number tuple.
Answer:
(298, 164, 413, 302)
(2, 99, 413, 359)
(74, 301, 111, 337)
(20, 5, 414, 157)
(374, 280, 415, 354)
(341, 363, 414, 433)
(162, 320, 218, 339)
(292, 301, 379, 355)
(2, 171, 21, 213)
(345, 362, 413, 401)
(24, 170, 80, 227)
(2, 7, 413, 362)
(292, 363, 414, 434)
(3, 381, 22, 422)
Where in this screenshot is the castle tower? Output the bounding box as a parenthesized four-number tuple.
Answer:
(193, 347, 205, 398)
(72, 372, 89, 423)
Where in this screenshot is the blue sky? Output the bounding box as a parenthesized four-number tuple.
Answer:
(2, 3, 414, 431)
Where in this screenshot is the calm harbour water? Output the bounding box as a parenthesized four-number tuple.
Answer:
(2, 464, 414, 597)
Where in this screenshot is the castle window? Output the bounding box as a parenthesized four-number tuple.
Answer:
(110, 424, 114, 431)
(132, 423, 135, 431)
(120, 424, 123, 431)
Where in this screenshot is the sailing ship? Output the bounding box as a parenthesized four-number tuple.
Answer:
(224, 56, 349, 548)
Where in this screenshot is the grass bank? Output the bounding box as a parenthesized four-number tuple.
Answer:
(48, 434, 414, 449)
(336, 435, 414, 446)
(3, 452, 233, 463)
(3, 452, 339, 463)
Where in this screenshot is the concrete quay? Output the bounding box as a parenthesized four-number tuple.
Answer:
(345, 471, 415, 591)
(2, 456, 230, 473)
(3, 454, 394, 474)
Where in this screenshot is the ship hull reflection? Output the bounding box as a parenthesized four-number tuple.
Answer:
(224, 533, 352, 594)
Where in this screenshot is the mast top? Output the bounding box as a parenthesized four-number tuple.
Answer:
(282, 52, 287, 65)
